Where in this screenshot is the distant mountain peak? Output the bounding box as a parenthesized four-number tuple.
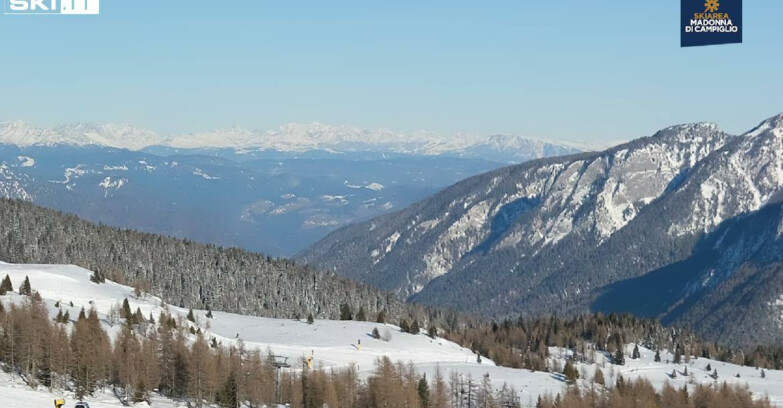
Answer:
(0, 120, 587, 163)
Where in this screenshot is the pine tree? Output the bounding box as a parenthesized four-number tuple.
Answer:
(307, 313, 315, 324)
(614, 349, 625, 365)
(400, 319, 411, 333)
(674, 344, 682, 364)
(187, 308, 196, 323)
(356, 306, 367, 321)
(654, 350, 661, 362)
(19, 276, 31, 296)
(410, 319, 420, 335)
(90, 269, 106, 284)
(133, 307, 145, 324)
(339, 303, 353, 321)
(632, 344, 640, 359)
(217, 371, 239, 408)
(372, 327, 381, 339)
(428, 325, 438, 339)
(706, 363, 712, 371)
(376, 310, 386, 324)
(417, 374, 430, 408)
(0, 274, 12, 294)
(593, 367, 605, 385)
(206, 309, 213, 319)
(122, 298, 133, 322)
(563, 360, 579, 384)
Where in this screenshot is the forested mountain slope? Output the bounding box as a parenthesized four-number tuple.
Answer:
(0, 198, 407, 321)
(299, 113, 783, 346)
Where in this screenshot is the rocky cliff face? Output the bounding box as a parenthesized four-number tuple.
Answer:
(299, 113, 783, 346)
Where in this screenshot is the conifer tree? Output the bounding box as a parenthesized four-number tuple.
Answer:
(187, 308, 196, 323)
(594, 367, 605, 385)
(563, 360, 579, 384)
(654, 350, 661, 362)
(632, 344, 641, 359)
(122, 298, 133, 322)
(19, 276, 31, 296)
(339, 303, 353, 321)
(417, 374, 430, 408)
(376, 309, 386, 324)
(614, 349, 625, 365)
(410, 319, 421, 335)
(0, 274, 12, 294)
(400, 319, 411, 333)
(356, 306, 367, 322)
(90, 269, 105, 284)
(307, 313, 315, 324)
(674, 344, 682, 364)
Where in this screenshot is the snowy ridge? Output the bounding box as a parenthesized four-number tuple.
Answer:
(1, 261, 783, 407)
(0, 120, 585, 162)
(0, 121, 159, 151)
(338, 121, 733, 295)
(0, 163, 33, 201)
(298, 112, 783, 342)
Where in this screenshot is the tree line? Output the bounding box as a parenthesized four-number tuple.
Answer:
(0, 198, 411, 322)
(0, 281, 776, 408)
(0, 287, 520, 408)
(439, 313, 783, 372)
(535, 377, 771, 408)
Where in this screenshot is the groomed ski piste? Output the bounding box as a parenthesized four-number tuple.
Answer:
(0, 261, 781, 407)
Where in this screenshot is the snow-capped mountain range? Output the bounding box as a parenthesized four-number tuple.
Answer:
(0, 120, 587, 256)
(298, 112, 783, 347)
(0, 120, 585, 162)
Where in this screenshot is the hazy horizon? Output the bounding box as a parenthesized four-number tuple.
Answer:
(2, 1, 781, 143)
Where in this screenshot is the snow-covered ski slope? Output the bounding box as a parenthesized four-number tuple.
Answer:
(0, 261, 782, 407)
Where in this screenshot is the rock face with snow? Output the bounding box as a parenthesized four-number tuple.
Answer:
(298, 113, 783, 346)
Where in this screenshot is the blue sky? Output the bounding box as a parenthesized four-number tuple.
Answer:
(1, 0, 781, 142)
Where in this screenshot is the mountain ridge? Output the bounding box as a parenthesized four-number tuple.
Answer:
(0, 120, 587, 163)
(298, 112, 783, 346)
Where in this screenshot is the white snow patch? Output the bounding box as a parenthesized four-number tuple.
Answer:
(192, 168, 221, 180)
(98, 176, 127, 197)
(17, 155, 35, 167)
(103, 165, 128, 171)
(383, 231, 401, 253)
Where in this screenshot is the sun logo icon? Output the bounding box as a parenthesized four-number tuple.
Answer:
(704, 0, 720, 12)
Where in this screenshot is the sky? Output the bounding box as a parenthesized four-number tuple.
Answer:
(0, 0, 781, 143)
